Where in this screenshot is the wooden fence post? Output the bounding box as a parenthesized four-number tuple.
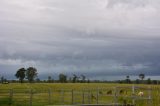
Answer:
(82, 90, 85, 104)
(61, 89, 64, 104)
(71, 89, 74, 104)
(9, 89, 13, 105)
(88, 89, 91, 104)
(132, 85, 135, 105)
(29, 89, 33, 106)
(96, 88, 99, 104)
(114, 87, 118, 104)
(48, 88, 51, 105)
(148, 86, 152, 106)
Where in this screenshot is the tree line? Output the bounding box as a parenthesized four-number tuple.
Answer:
(14, 67, 89, 83)
(15, 67, 37, 83)
(0, 67, 159, 84)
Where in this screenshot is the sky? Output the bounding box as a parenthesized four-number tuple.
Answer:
(0, 0, 160, 80)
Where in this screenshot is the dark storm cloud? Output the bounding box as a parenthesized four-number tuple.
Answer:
(0, 0, 160, 80)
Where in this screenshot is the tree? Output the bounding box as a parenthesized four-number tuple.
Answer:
(15, 68, 26, 83)
(152, 80, 158, 84)
(36, 78, 40, 83)
(135, 79, 140, 84)
(48, 76, 52, 83)
(126, 75, 131, 84)
(147, 78, 151, 84)
(68, 77, 72, 83)
(139, 73, 145, 83)
(1, 76, 4, 83)
(81, 74, 86, 83)
(72, 74, 78, 83)
(59, 73, 67, 83)
(87, 79, 90, 83)
(126, 75, 129, 79)
(26, 67, 38, 83)
(4, 78, 7, 83)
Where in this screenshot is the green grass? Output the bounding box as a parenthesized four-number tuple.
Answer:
(0, 83, 159, 106)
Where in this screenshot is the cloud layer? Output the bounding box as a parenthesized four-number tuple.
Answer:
(0, 0, 160, 80)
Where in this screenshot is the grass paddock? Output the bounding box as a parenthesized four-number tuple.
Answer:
(0, 83, 159, 106)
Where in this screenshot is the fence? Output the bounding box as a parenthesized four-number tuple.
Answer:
(0, 85, 152, 106)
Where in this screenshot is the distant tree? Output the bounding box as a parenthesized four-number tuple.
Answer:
(136, 79, 140, 84)
(36, 78, 40, 83)
(0, 77, 8, 84)
(81, 74, 86, 83)
(139, 73, 145, 83)
(1, 76, 4, 83)
(118, 80, 123, 84)
(4, 78, 7, 83)
(147, 78, 151, 84)
(126, 75, 131, 84)
(48, 76, 52, 83)
(26, 67, 38, 83)
(72, 74, 78, 83)
(152, 80, 158, 84)
(139, 73, 145, 80)
(59, 73, 67, 83)
(15, 68, 26, 83)
(87, 79, 90, 83)
(68, 77, 72, 83)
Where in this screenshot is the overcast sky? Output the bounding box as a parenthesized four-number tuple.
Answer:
(1, 0, 160, 80)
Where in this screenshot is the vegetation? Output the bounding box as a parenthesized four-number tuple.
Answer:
(14, 67, 38, 83)
(72, 74, 78, 83)
(126, 75, 131, 84)
(0, 83, 159, 106)
(81, 74, 86, 83)
(1, 76, 4, 83)
(26, 67, 38, 83)
(59, 73, 67, 83)
(0, 68, 160, 106)
(139, 73, 145, 82)
(15, 68, 26, 83)
(47, 76, 53, 83)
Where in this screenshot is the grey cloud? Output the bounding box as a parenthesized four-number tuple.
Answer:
(0, 0, 160, 80)
(106, 0, 149, 8)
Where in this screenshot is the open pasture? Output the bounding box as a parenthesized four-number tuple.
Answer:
(0, 83, 159, 106)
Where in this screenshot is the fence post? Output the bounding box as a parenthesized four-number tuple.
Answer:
(48, 88, 51, 105)
(71, 89, 74, 104)
(61, 89, 64, 104)
(96, 88, 99, 104)
(114, 87, 118, 104)
(148, 86, 152, 106)
(82, 89, 85, 104)
(9, 89, 13, 105)
(88, 89, 91, 104)
(132, 85, 135, 105)
(29, 89, 33, 106)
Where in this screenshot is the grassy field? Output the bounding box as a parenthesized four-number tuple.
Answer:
(0, 83, 159, 106)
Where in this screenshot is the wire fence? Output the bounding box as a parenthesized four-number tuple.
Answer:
(0, 85, 152, 106)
